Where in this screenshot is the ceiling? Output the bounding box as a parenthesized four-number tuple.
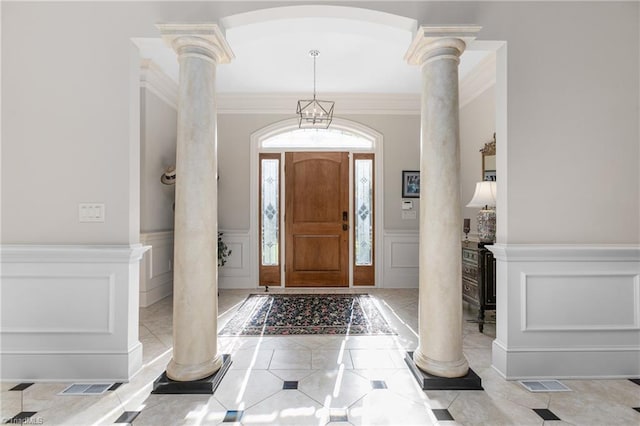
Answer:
(139, 12, 493, 96)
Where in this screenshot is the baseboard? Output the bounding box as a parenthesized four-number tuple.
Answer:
(140, 279, 173, 307)
(492, 340, 640, 380)
(0, 343, 143, 382)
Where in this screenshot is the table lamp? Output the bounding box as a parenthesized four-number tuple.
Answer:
(466, 181, 496, 243)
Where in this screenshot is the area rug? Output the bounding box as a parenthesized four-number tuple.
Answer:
(219, 293, 396, 336)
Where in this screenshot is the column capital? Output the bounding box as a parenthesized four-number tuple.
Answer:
(405, 26, 481, 66)
(157, 23, 235, 64)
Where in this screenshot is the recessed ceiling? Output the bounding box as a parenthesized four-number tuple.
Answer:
(137, 16, 492, 95)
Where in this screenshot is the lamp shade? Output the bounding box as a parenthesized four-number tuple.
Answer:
(466, 181, 496, 208)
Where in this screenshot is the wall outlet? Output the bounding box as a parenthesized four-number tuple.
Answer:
(79, 203, 105, 223)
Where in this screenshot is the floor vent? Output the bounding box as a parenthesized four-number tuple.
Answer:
(59, 383, 113, 395)
(519, 380, 571, 392)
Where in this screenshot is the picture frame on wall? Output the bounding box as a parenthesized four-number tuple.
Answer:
(484, 170, 496, 181)
(402, 170, 420, 198)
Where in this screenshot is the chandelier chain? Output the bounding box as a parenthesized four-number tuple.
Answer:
(310, 49, 319, 99)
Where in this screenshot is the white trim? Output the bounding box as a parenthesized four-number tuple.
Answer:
(493, 342, 640, 353)
(459, 52, 496, 109)
(250, 117, 384, 288)
(218, 229, 254, 288)
(520, 272, 640, 332)
(217, 93, 420, 115)
(489, 243, 640, 379)
(140, 59, 178, 109)
(1, 274, 116, 334)
(0, 244, 149, 263)
(220, 5, 418, 34)
(139, 231, 174, 307)
(1, 245, 146, 381)
(383, 231, 419, 288)
(492, 340, 640, 380)
(488, 243, 640, 262)
(0, 343, 143, 383)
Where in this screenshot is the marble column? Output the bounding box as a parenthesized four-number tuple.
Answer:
(405, 27, 479, 378)
(157, 24, 234, 382)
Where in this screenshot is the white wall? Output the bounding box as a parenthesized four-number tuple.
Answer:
(466, 2, 639, 244)
(460, 85, 496, 238)
(217, 113, 288, 230)
(140, 88, 177, 233)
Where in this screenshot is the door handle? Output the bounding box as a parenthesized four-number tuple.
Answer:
(342, 223, 349, 231)
(342, 211, 348, 221)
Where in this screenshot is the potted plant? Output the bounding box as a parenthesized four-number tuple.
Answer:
(218, 232, 232, 267)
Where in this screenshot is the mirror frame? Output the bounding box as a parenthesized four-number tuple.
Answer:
(481, 133, 496, 181)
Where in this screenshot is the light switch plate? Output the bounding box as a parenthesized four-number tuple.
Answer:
(79, 203, 105, 223)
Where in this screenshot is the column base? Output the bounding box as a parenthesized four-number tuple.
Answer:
(405, 352, 483, 390)
(167, 353, 224, 382)
(412, 347, 469, 378)
(152, 354, 232, 394)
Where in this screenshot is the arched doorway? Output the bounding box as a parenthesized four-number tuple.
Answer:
(249, 118, 384, 288)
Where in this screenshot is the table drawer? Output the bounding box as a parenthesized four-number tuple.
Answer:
(462, 263, 479, 282)
(462, 248, 478, 266)
(462, 279, 479, 303)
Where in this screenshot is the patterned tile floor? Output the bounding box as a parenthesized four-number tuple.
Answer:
(2, 288, 639, 425)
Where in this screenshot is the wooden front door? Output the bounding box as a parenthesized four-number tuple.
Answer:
(285, 152, 349, 287)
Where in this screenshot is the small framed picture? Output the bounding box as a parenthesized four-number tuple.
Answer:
(484, 170, 496, 181)
(402, 170, 420, 198)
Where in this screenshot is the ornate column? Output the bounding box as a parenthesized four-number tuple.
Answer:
(157, 24, 234, 382)
(404, 27, 480, 381)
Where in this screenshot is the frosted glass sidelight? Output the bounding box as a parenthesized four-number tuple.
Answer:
(261, 159, 279, 266)
(355, 159, 373, 266)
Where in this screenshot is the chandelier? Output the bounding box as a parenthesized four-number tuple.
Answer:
(296, 50, 334, 129)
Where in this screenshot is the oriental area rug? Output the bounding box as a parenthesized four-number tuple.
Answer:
(219, 293, 396, 336)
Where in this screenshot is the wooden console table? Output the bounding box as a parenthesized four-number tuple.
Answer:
(462, 240, 496, 333)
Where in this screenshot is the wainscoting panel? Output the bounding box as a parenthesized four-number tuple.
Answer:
(139, 231, 174, 307)
(0, 245, 147, 381)
(218, 230, 254, 289)
(522, 273, 639, 331)
(1, 274, 114, 334)
(489, 244, 640, 379)
(383, 231, 419, 288)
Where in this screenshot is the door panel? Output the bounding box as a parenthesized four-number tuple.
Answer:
(285, 152, 349, 287)
(293, 235, 341, 271)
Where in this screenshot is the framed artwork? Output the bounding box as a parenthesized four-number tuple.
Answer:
(402, 170, 420, 198)
(484, 170, 496, 181)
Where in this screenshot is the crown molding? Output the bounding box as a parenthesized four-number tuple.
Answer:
(216, 93, 421, 115)
(140, 59, 178, 109)
(459, 52, 496, 109)
(136, 60, 490, 115)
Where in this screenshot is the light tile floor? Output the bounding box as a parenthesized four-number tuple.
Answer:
(2, 288, 639, 425)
